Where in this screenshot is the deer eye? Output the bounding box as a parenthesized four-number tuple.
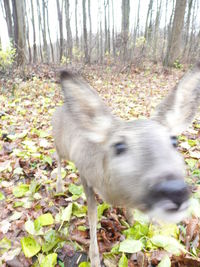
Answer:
(114, 142, 127, 155)
(170, 136, 178, 148)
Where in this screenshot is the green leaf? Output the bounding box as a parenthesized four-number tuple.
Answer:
(97, 203, 110, 220)
(9, 211, 23, 221)
(43, 155, 52, 166)
(34, 213, 54, 231)
(150, 235, 186, 256)
(73, 203, 87, 218)
(78, 225, 87, 231)
(78, 262, 91, 267)
(185, 158, 197, 169)
(25, 220, 44, 235)
(40, 253, 57, 267)
(21, 236, 41, 258)
(42, 230, 61, 253)
(13, 201, 24, 208)
(119, 239, 144, 254)
(61, 203, 73, 222)
(158, 255, 171, 267)
(68, 184, 83, 196)
(0, 192, 5, 201)
(123, 221, 149, 240)
(58, 260, 65, 267)
(67, 161, 77, 172)
(13, 184, 29, 197)
(0, 237, 11, 254)
(118, 253, 128, 267)
(29, 180, 41, 194)
(187, 139, 197, 147)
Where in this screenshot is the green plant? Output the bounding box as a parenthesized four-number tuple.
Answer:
(173, 59, 183, 69)
(0, 44, 16, 71)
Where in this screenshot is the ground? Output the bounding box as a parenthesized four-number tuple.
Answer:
(0, 63, 200, 267)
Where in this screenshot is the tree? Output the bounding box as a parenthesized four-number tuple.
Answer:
(153, 0, 162, 62)
(104, 0, 108, 54)
(3, 0, 14, 43)
(75, 0, 79, 48)
(88, 0, 92, 57)
(11, 0, 26, 66)
(37, 0, 43, 61)
(82, 0, 89, 63)
(46, 0, 54, 62)
(164, 0, 187, 66)
(56, 0, 64, 61)
(111, 0, 115, 58)
(41, 0, 48, 62)
(24, 0, 32, 63)
(121, 0, 130, 62)
(30, 0, 37, 63)
(65, 0, 72, 60)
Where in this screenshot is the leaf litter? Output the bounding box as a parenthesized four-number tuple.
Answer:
(0, 64, 200, 266)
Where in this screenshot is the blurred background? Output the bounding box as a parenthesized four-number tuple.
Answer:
(0, 0, 200, 69)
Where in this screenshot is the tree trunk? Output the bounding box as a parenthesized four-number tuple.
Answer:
(75, 0, 79, 48)
(30, 0, 37, 63)
(24, 0, 32, 63)
(121, 0, 130, 62)
(11, 0, 26, 66)
(42, 0, 48, 62)
(46, 0, 54, 62)
(3, 0, 14, 42)
(56, 0, 64, 61)
(111, 0, 115, 58)
(82, 0, 89, 63)
(65, 0, 72, 60)
(164, 0, 187, 66)
(153, 0, 162, 62)
(183, 0, 193, 59)
(107, 0, 110, 54)
(144, 0, 153, 44)
(104, 0, 108, 54)
(37, 0, 43, 62)
(88, 0, 92, 58)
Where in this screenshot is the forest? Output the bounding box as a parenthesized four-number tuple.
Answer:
(0, 0, 200, 267)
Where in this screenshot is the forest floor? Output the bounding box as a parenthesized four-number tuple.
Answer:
(0, 63, 200, 267)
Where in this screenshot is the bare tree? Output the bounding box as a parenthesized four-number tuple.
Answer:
(164, 0, 187, 66)
(3, 0, 14, 43)
(41, 0, 48, 62)
(65, 0, 72, 60)
(24, 0, 32, 63)
(82, 0, 89, 63)
(153, 0, 162, 62)
(75, 0, 79, 48)
(183, 0, 194, 58)
(104, 0, 108, 54)
(121, 0, 130, 62)
(11, 0, 26, 65)
(30, 0, 37, 63)
(144, 0, 154, 44)
(111, 0, 115, 58)
(107, 0, 111, 54)
(37, 0, 43, 61)
(46, 0, 54, 62)
(56, 0, 64, 61)
(88, 0, 92, 57)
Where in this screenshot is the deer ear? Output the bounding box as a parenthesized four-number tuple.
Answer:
(152, 62, 200, 135)
(60, 71, 113, 143)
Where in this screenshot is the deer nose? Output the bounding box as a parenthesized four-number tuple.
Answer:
(149, 180, 189, 209)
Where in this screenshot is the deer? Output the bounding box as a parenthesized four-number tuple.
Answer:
(52, 62, 200, 267)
